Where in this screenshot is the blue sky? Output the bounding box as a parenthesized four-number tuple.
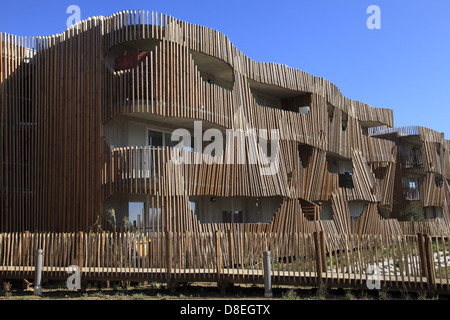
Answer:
(1, 0, 449, 137)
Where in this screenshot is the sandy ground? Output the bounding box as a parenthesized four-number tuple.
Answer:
(0, 280, 445, 301)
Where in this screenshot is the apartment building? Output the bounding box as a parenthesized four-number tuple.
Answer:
(1, 11, 449, 233)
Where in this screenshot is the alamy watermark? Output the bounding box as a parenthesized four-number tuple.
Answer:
(367, 5, 381, 30)
(66, 265, 81, 290)
(66, 5, 81, 30)
(169, 121, 280, 176)
(366, 264, 381, 290)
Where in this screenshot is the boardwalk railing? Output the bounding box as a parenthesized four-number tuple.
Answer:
(0, 231, 448, 293)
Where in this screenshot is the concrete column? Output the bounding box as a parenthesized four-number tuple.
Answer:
(263, 251, 272, 298)
(34, 249, 43, 296)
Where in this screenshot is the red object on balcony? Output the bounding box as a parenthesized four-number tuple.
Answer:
(115, 51, 149, 71)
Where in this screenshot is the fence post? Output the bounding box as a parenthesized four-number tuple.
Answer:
(319, 231, 327, 271)
(313, 232, 324, 284)
(417, 233, 436, 292)
(263, 251, 272, 298)
(228, 230, 233, 267)
(216, 230, 222, 278)
(23, 231, 29, 267)
(77, 231, 83, 272)
(34, 249, 43, 296)
(166, 231, 173, 279)
(184, 231, 189, 269)
(417, 233, 427, 278)
(424, 234, 436, 292)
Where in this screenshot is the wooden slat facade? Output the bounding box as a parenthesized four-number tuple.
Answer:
(1, 10, 449, 236)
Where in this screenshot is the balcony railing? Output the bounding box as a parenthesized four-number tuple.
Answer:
(401, 155, 424, 169)
(104, 146, 209, 195)
(104, 146, 168, 194)
(404, 187, 420, 201)
(104, 57, 233, 128)
(369, 126, 420, 137)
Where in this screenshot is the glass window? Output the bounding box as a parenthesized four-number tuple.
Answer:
(128, 202, 144, 227)
(148, 130, 163, 147)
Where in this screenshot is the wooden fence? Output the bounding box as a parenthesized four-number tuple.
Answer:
(0, 231, 448, 293)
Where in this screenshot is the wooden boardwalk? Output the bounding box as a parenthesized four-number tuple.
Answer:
(1, 231, 449, 293)
(1, 265, 448, 293)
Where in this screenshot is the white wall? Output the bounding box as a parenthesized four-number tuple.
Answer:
(327, 157, 353, 174)
(319, 201, 333, 220)
(104, 118, 160, 148)
(425, 206, 443, 219)
(193, 196, 282, 224)
(104, 118, 128, 147)
(128, 121, 146, 146)
(348, 201, 367, 220)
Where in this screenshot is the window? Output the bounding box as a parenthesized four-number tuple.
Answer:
(327, 104, 335, 122)
(342, 113, 348, 131)
(339, 172, 354, 188)
(435, 177, 443, 188)
(128, 202, 144, 228)
(222, 211, 244, 223)
(298, 106, 310, 115)
(148, 129, 163, 147)
(147, 129, 188, 148)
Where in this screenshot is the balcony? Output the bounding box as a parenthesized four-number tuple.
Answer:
(103, 145, 218, 195)
(302, 205, 320, 221)
(104, 146, 168, 194)
(104, 44, 234, 128)
(401, 155, 424, 169)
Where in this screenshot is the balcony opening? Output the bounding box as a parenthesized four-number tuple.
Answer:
(299, 199, 320, 221)
(105, 39, 161, 71)
(298, 144, 313, 168)
(248, 79, 312, 113)
(114, 50, 150, 72)
(342, 113, 348, 131)
(189, 50, 234, 90)
(348, 201, 367, 221)
(339, 172, 354, 189)
(359, 121, 384, 137)
(370, 162, 388, 180)
(327, 103, 335, 123)
(189, 196, 282, 224)
(327, 154, 354, 188)
(281, 94, 312, 114)
(435, 176, 443, 188)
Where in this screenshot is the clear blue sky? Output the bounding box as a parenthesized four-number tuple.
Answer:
(1, 0, 449, 138)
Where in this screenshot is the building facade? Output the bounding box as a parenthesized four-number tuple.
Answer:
(1, 11, 449, 233)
